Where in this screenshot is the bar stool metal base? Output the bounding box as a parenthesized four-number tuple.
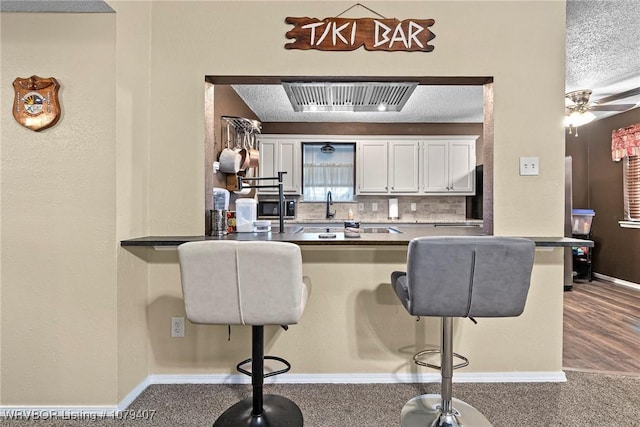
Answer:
(213, 394, 303, 427)
(400, 394, 492, 427)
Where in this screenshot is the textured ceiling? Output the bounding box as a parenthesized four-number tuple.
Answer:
(233, 84, 484, 123)
(565, 0, 640, 121)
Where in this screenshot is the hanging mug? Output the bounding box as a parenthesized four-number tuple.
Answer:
(219, 122, 242, 174)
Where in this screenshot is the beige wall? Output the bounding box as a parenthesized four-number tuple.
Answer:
(1, 13, 118, 404)
(0, 0, 566, 407)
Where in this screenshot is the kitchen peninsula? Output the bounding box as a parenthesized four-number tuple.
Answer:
(121, 227, 591, 383)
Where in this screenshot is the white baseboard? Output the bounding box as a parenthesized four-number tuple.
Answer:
(148, 371, 566, 385)
(593, 272, 640, 291)
(0, 371, 566, 416)
(118, 376, 151, 410)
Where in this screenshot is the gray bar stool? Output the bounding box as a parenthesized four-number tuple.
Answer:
(178, 241, 309, 427)
(391, 236, 535, 427)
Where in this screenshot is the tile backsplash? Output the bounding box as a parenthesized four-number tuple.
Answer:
(294, 195, 466, 222)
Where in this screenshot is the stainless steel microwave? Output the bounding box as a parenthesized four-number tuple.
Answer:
(257, 199, 296, 219)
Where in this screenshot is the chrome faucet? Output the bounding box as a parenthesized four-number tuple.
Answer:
(326, 190, 336, 219)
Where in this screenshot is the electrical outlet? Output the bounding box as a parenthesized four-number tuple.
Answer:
(411, 203, 417, 212)
(171, 317, 185, 338)
(372, 202, 378, 212)
(519, 157, 539, 176)
(358, 203, 364, 212)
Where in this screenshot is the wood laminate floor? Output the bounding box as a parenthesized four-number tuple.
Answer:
(563, 278, 640, 374)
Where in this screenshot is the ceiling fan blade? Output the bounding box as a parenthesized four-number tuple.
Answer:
(590, 104, 636, 111)
(594, 87, 640, 105)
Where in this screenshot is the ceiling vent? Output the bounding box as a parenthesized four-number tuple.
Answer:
(282, 82, 418, 112)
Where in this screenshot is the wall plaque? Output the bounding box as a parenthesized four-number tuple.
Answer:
(12, 75, 61, 132)
(285, 17, 435, 52)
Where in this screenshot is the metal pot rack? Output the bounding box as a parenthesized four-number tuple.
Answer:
(221, 115, 262, 135)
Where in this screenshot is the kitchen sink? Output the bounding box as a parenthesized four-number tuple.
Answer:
(296, 226, 402, 234)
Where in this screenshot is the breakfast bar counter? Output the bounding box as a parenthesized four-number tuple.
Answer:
(120, 224, 592, 248)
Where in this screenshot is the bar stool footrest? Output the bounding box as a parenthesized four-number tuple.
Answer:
(413, 348, 469, 370)
(236, 356, 292, 379)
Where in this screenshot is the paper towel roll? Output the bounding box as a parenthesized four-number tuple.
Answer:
(389, 198, 399, 219)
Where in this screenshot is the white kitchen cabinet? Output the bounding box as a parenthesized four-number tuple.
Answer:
(257, 136, 301, 194)
(258, 135, 475, 197)
(422, 139, 476, 194)
(357, 141, 389, 193)
(389, 141, 420, 193)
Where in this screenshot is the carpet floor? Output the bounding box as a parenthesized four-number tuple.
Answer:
(2, 370, 639, 426)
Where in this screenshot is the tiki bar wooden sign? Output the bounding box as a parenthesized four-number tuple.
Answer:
(285, 17, 435, 52)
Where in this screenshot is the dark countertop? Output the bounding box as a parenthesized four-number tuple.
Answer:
(120, 224, 593, 248)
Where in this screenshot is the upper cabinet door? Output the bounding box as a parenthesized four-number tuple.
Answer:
(422, 139, 476, 195)
(258, 138, 277, 193)
(423, 141, 449, 192)
(389, 141, 420, 193)
(358, 141, 389, 193)
(278, 139, 301, 194)
(258, 138, 277, 179)
(448, 140, 475, 193)
(257, 137, 301, 194)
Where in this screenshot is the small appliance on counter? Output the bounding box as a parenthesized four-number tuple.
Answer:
(257, 198, 296, 219)
(236, 198, 257, 232)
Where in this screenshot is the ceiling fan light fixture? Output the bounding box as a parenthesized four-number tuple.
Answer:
(565, 109, 595, 128)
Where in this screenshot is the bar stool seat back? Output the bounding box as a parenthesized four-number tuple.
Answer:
(391, 236, 535, 427)
(178, 240, 308, 427)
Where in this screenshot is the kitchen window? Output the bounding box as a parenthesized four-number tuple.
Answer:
(302, 142, 356, 202)
(612, 124, 640, 228)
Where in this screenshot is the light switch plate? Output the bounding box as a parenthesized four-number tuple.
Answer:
(372, 202, 378, 212)
(520, 157, 539, 176)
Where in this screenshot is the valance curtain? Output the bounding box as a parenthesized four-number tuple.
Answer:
(611, 124, 640, 161)
(612, 124, 640, 220)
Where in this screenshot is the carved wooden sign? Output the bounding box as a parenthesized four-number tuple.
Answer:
(12, 75, 61, 132)
(285, 17, 435, 52)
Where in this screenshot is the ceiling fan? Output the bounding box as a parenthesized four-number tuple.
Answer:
(565, 88, 639, 135)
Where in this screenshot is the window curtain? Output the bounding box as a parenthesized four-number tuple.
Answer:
(611, 124, 640, 161)
(303, 163, 354, 201)
(612, 124, 640, 220)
